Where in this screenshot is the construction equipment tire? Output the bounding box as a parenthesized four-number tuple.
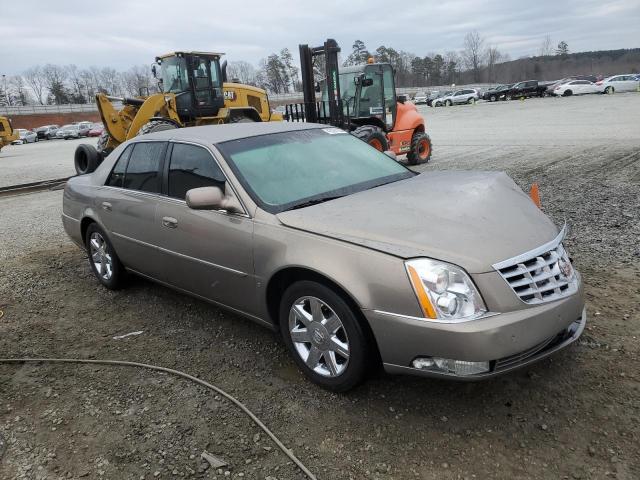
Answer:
(351, 125, 388, 151)
(407, 132, 432, 165)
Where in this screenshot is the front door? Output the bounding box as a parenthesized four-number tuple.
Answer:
(154, 142, 256, 314)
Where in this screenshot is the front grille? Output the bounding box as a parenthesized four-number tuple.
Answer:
(493, 229, 578, 305)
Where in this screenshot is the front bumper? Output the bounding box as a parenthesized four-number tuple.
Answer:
(364, 285, 585, 380)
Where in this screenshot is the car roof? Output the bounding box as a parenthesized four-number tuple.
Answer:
(140, 122, 325, 145)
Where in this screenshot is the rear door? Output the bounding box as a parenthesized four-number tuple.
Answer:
(97, 141, 168, 278)
(153, 142, 256, 314)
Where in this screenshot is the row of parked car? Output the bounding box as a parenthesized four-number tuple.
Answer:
(11, 122, 104, 145)
(410, 73, 640, 107)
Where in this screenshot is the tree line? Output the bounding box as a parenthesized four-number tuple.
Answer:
(2, 34, 638, 106)
(0, 64, 156, 106)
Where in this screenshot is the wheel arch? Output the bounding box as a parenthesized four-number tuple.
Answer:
(265, 266, 382, 363)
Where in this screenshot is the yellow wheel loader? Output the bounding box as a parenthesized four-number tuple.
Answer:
(75, 51, 283, 174)
(0, 116, 19, 153)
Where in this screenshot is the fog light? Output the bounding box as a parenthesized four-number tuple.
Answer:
(412, 357, 490, 376)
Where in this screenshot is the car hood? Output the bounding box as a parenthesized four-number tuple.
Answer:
(276, 171, 559, 273)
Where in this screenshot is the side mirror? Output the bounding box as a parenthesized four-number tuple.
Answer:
(383, 150, 397, 161)
(185, 186, 243, 214)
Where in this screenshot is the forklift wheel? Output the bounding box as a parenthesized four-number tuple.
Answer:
(351, 125, 388, 151)
(407, 132, 432, 165)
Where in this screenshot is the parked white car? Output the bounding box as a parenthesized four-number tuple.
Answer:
(11, 129, 38, 144)
(552, 80, 599, 97)
(413, 92, 428, 104)
(596, 74, 640, 94)
(438, 88, 481, 106)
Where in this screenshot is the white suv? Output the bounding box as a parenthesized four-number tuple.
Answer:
(596, 75, 640, 94)
(440, 88, 480, 106)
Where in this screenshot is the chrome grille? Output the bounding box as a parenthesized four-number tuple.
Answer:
(493, 227, 578, 304)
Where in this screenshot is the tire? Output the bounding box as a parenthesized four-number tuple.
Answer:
(137, 119, 179, 136)
(406, 132, 432, 165)
(85, 223, 126, 290)
(230, 116, 255, 123)
(74, 144, 101, 175)
(279, 280, 369, 392)
(605, 86, 614, 94)
(96, 131, 112, 158)
(506, 95, 512, 101)
(490, 95, 496, 102)
(467, 97, 476, 104)
(351, 125, 388, 151)
(445, 100, 452, 107)
(35, 137, 39, 142)
(563, 90, 573, 97)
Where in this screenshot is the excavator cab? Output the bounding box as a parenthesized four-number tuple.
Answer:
(155, 51, 225, 120)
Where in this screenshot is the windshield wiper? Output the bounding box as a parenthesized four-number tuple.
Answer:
(288, 196, 344, 210)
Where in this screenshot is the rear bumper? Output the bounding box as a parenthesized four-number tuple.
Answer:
(364, 281, 585, 379)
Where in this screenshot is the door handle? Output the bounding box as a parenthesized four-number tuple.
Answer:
(162, 216, 178, 229)
(101, 202, 112, 211)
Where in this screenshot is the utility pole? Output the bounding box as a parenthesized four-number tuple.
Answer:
(1, 74, 7, 106)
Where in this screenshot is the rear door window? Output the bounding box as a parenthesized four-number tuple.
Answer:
(168, 143, 226, 200)
(123, 142, 166, 193)
(106, 145, 133, 188)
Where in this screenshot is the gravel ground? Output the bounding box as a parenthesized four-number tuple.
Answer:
(0, 93, 639, 480)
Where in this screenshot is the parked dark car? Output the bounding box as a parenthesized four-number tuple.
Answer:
(483, 84, 513, 102)
(35, 125, 59, 140)
(505, 80, 547, 100)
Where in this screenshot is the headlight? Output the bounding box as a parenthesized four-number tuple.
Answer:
(405, 258, 487, 321)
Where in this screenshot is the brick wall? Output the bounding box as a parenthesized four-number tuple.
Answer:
(8, 112, 101, 130)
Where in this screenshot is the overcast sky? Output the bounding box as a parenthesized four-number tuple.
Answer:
(1, 0, 639, 75)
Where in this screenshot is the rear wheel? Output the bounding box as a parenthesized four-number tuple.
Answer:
(468, 97, 476, 104)
(351, 125, 388, 151)
(563, 90, 573, 97)
(279, 281, 369, 392)
(445, 100, 452, 107)
(605, 86, 614, 94)
(407, 132, 432, 165)
(85, 223, 126, 290)
(490, 95, 497, 102)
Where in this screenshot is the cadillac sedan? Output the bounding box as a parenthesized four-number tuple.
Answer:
(62, 123, 586, 391)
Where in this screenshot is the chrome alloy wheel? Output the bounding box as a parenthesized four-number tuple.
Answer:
(89, 232, 113, 281)
(288, 296, 350, 377)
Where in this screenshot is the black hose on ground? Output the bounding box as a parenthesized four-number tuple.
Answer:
(0, 354, 317, 480)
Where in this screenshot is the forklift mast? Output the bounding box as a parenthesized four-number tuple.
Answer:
(299, 39, 343, 126)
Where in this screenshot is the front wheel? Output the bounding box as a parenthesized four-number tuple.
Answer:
(490, 95, 496, 102)
(445, 100, 452, 107)
(351, 125, 389, 151)
(85, 223, 126, 290)
(407, 132, 432, 165)
(280, 281, 369, 392)
(605, 86, 614, 94)
(468, 97, 476, 104)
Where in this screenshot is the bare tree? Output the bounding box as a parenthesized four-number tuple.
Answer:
(23, 66, 47, 105)
(461, 31, 485, 82)
(122, 65, 154, 97)
(486, 46, 503, 83)
(227, 61, 257, 85)
(9, 75, 31, 105)
(539, 35, 553, 57)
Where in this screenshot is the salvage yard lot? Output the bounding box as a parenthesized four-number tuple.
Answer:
(1, 93, 639, 479)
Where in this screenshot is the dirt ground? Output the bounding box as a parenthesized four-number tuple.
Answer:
(1, 94, 639, 479)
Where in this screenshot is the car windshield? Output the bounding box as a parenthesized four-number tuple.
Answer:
(218, 128, 413, 213)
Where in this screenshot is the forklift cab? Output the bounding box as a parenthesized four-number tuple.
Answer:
(321, 63, 397, 130)
(155, 51, 225, 121)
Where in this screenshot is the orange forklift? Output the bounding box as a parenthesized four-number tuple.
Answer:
(286, 39, 432, 164)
